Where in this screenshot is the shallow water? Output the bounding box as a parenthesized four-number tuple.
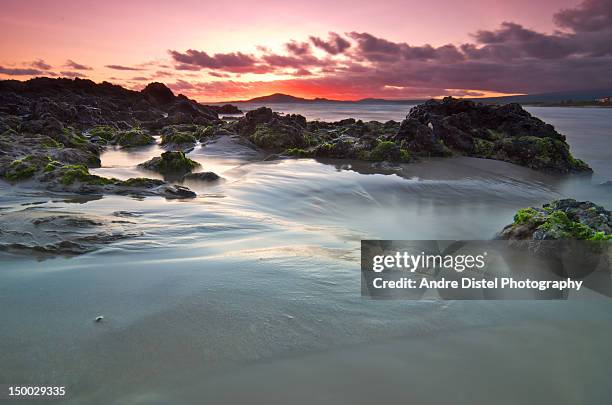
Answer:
(1, 106, 611, 404)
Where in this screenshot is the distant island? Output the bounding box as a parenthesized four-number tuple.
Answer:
(223, 90, 612, 107)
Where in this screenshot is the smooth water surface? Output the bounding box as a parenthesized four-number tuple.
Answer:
(0, 105, 611, 404)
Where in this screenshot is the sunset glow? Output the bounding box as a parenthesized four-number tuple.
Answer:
(1, 0, 610, 101)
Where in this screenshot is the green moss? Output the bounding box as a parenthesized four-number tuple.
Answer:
(537, 210, 609, 240)
(511, 204, 611, 240)
(5, 157, 37, 181)
(487, 129, 504, 140)
(400, 149, 411, 162)
(160, 131, 196, 145)
(41, 137, 62, 148)
(251, 124, 280, 149)
(120, 177, 164, 188)
(370, 141, 400, 162)
(59, 164, 114, 186)
(513, 207, 539, 224)
(146, 151, 200, 174)
(250, 123, 303, 150)
(63, 127, 88, 145)
(285, 148, 311, 157)
(473, 138, 495, 157)
(195, 125, 216, 139)
(302, 131, 318, 146)
(590, 232, 612, 241)
(567, 153, 591, 171)
(89, 125, 117, 141)
(44, 160, 62, 172)
(3, 155, 54, 181)
(114, 128, 155, 147)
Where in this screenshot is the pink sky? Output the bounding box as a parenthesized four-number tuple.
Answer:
(1, 0, 610, 101)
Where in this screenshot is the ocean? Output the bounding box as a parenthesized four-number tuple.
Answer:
(0, 104, 611, 404)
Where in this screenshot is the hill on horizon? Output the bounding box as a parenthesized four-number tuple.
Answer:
(224, 89, 612, 105)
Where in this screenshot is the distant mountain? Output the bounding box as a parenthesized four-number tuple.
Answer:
(235, 93, 323, 103)
(228, 93, 423, 104)
(224, 89, 612, 106)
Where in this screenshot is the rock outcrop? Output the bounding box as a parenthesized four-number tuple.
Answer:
(0, 78, 593, 177)
(138, 151, 200, 175)
(498, 199, 611, 240)
(0, 78, 209, 198)
(392, 98, 591, 173)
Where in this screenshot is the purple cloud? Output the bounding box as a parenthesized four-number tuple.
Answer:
(168, 49, 262, 73)
(286, 41, 311, 56)
(105, 64, 144, 71)
(59, 71, 87, 78)
(65, 59, 93, 70)
(31, 59, 52, 70)
(0, 66, 44, 76)
(554, 0, 612, 32)
(310, 32, 351, 55)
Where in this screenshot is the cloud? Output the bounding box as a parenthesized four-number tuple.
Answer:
(105, 64, 144, 71)
(286, 41, 311, 56)
(31, 59, 52, 70)
(65, 59, 93, 70)
(59, 71, 87, 78)
(5, 0, 612, 100)
(168, 49, 263, 73)
(310, 32, 351, 54)
(152, 70, 173, 77)
(0, 66, 44, 76)
(208, 71, 231, 78)
(554, 0, 612, 32)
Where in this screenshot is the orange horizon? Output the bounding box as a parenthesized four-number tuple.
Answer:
(1, 0, 609, 101)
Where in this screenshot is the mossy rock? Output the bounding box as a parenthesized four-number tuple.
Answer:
(160, 131, 197, 146)
(496, 136, 591, 173)
(4, 156, 38, 181)
(138, 151, 200, 174)
(55, 164, 116, 186)
(250, 123, 305, 150)
(499, 199, 611, 240)
(88, 125, 117, 142)
(473, 138, 495, 157)
(41, 136, 62, 149)
(114, 128, 155, 147)
(2, 155, 56, 182)
(120, 177, 165, 188)
(284, 148, 312, 158)
(369, 141, 402, 162)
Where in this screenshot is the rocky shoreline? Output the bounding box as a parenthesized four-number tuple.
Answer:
(0, 78, 608, 254)
(1, 78, 592, 195)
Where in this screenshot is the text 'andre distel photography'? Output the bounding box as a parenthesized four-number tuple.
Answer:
(1, 1, 611, 404)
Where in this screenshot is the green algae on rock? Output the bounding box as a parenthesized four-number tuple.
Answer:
(498, 199, 612, 240)
(138, 151, 200, 175)
(113, 128, 155, 148)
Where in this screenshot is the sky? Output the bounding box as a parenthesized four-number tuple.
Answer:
(1, 0, 611, 101)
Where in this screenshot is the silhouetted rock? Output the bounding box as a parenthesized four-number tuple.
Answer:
(393, 97, 591, 173)
(206, 104, 242, 114)
(141, 82, 175, 105)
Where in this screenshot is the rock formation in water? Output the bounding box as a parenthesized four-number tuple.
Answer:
(392, 98, 591, 173)
(0, 78, 593, 196)
(138, 151, 200, 175)
(223, 98, 591, 173)
(0, 77, 223, 197)
(498, 199, 611, 240)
